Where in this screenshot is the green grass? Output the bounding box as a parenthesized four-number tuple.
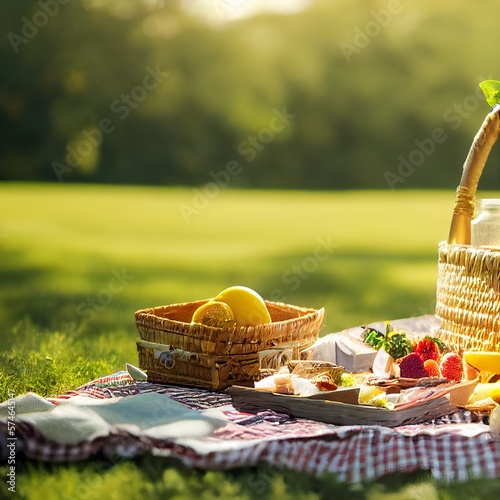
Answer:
(1, 182, 500, 498)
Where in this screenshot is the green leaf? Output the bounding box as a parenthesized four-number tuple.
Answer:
(384, 320, 394, 335)
(362, 327, 385, 349)
(479, 80, 500, 107)
(383, 331, 413, 360)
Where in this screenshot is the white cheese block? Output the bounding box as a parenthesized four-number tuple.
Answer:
(334, 336, 377, 372)
(300, 335, 338, 363)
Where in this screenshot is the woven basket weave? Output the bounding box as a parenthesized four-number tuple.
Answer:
(135, 299, 325, 389)
(436, 105, 500, 353)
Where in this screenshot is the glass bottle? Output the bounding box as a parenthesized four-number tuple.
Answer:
(471, 199, 500, 248)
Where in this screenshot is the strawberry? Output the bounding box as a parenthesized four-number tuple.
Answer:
(397, 352, 429, 378)
(423, 359, 441, 377)
(413, 338, 440, 362)
(439, 352, 463, 382)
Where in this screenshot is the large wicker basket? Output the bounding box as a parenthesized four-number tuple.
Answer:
(135, 299, 325, 389)
(436, 105, 500, 353)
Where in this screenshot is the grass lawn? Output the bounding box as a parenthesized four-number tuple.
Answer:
(1, 182, 500, 498)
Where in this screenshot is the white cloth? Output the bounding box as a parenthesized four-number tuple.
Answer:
(0, 392, 226, 445)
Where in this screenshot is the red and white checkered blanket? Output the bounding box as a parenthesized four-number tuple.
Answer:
(2, 371, 500, 483)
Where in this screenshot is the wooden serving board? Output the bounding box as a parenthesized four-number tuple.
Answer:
(226, 386, 458, 427)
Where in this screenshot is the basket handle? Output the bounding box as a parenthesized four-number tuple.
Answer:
(448, 105, 500, 244)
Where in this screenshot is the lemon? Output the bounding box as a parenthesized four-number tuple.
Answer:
(191, 300, 235, 328)
(358, 385, 384, 405)
(463, 351, 500, 374)
(214, 285, 271, 327)
(468, 382, 500, 404)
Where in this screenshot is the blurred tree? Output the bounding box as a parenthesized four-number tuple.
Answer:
(1, 0, 499, 189)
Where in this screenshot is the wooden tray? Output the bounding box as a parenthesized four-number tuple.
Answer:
(226, 386, 458, 427)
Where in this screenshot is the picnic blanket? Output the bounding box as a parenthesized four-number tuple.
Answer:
(1, 370, 500, 483)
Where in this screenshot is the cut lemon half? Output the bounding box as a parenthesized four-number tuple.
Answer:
(463, 351, 500, 374)
(191, 300, 235, 328)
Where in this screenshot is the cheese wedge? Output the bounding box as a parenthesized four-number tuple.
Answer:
(463, 351, 500, 374)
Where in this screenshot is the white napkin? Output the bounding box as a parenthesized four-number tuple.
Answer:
(1, 392, 227, 445)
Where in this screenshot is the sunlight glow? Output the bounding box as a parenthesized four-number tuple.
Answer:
(182, 0, 313, 25)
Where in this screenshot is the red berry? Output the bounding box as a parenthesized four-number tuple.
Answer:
(423, 359, 441, 377)
(439, 352, 463, 382)
(413, 338, 440, 362)
(398, 352, 428, 378)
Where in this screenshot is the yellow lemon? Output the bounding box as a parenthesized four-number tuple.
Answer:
(463, 351, 500, 374)
(358, 385, 384, 405)
(191, 300, 235, 328)
(468, 382, 500, 404)
(214, 285, 271, 327)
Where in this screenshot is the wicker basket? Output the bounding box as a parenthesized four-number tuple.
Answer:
(135, 299, 325, 389)
(436, 105, 500, 353)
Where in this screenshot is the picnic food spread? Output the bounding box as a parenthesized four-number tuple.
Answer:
(243, 316, 497, 423)
(133, 282, 500, 427)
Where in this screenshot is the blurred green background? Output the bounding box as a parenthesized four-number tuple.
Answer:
(1, 0, 500, 189)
